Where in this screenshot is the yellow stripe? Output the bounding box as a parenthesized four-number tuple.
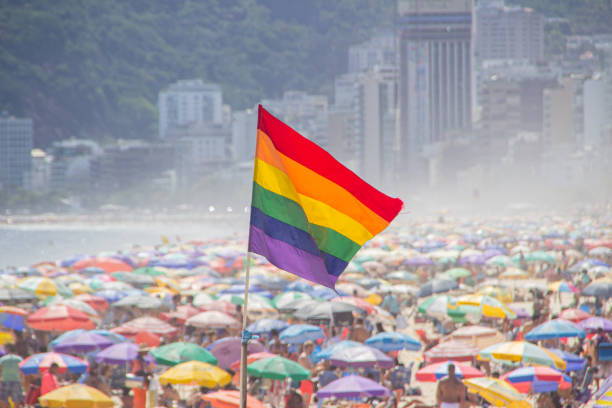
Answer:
(254, 158, 373, 245)
(256, 130, 389, 235)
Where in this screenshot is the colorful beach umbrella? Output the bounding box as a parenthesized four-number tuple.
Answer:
(246, 318, 289, 335)
(202, 390, 265, 408)
(26, 305, 95, 332)
(501, 365, 569, 393)
(464, 377, 532, 408)
(207, 337, 265, 370)
(122, 316, 177, 335)
(578, 317, 612, 333)
(72, 257, 133, 273)
(311, 340, 362, 364)
(151, 342, 218, 366)
(20, 352, 88, 375)
(279, 324, 324, 344)
(186, 311, 240, 329)
(365, 332, 421, 352)
(548, 348, 585, 372)
(39, 384, 114, 408)
(329, 345, 393, 368)
(525, 319, 586, 340)
(416, 360, 485, 382)
(559, 308, 591, 322)
(446, 325, 505, 349)
(0, 306, 27, 331)
(548, 280, 578, 293)
(478, 341, 566, 370)
(159, 361, 231, 387)
(247, 356, 310, 381)
(456, 295, 516, 319)
(317, 375, 390, 399)
(18, 277, 72, 299)
(425, 340, 479, 363)
(95, 342, 139, 364)
(52, 331, 113, 353)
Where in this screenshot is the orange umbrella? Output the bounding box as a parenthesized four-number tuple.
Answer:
(0, 306, 28, 316)
(202, 390, 265, 408)
(73, 294, 109, 311)
(26, 305, 95, 332)
(132, 331, 162, 347)
(72, 257, 133, 273)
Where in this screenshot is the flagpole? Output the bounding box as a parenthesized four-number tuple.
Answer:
(239, 251, 252, 408)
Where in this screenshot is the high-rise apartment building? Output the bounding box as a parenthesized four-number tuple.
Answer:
(476, 1, 543, 63)
(398, 0, 473, 181)
(158, 79, 223, 139)
(348, 32, 396, 74)
(0, 113, 33, 191)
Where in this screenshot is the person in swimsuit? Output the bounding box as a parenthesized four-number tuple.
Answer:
(436, 363, 467, 408)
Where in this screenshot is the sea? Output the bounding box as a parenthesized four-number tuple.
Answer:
(0, 218, 246, 268)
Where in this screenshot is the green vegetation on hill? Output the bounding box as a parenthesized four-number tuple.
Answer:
(0, 0, 394, 147)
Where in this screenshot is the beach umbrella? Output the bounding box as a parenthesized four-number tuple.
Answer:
(246, 318, 289, 335)
(548, 348, 585, 371)
(317, 375, 390, 399)
(186, 311, 240, 329)
(486, 255, 516, 267)
(110, 272, 155, 287)
(499, 268, 529, 280)
(133, 266, 167, 277)
(152, 342, 217, 366)
(93, 289, 130, 303)
(583, 278, 612, 297)
(207, 337, 265, 370)
(404, 256, 435, 267)
(445, 325, 505, 349)
(202, 390, 265, 408)
(331, 296, 375, 314)
(559, 308, 591, 322)
(52, 331, 113, 353)
(0, 288, 37, 303)
(20, 352, 88, 375)
(416, 279, 458, 297)
(457, 295, 516, 319)
(72, 257, 133, 273)
(0, 306, 27, 331)
(478, 341, 566, 370)
(476, 286, 513, 304)
(279, 324, 324, 344)
(424, 340, 479, 363)
(329, 345, 393, 368)
(386, 270, 418, 281)
(111, 295, 163, 310)
(548, 280, 578, 293)
(418, 295, 456, 318)
(122, 316, 177, 335)
(217, 293, 273, 309)
(50, 299, 98, 316)
(416, 360, 485, 382)
(200, 300, 238, 315)
(525, 319, 585, 340)
(285, 281, 314, 293)
(95, 342, 139, 364)
(594, 389, 612, 408)
(439, 267, 472, 280)
(311, 341, 362, 363)
(276, 298, 320, 314)
(160, 305, 201, 323)
(365, 332, 421, 352)
(26, 305, 95, 332)
(464, 377, 532, 408)
(39, 384, 114, 408)
(311, 286, 346, 299)
(192, 292, 216, 307)
(159, 361, 231, 388)
(131, 330, 162, 347)
(502, 366, 569, 393)
(229, 352, 277, 372)
(18, 277, 72, 299)
(247, 356, 310, 381)
(578, 317, 612, 333)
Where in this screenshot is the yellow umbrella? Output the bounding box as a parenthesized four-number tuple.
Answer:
(160, 361, 232, 388)
(68, 282, 93, 295)
(366, 293, 382, 305)
(477, 286, 513, 304)
(594, 389, 612, 406)
(39, 384, 113, 408)
(145, 286, 176, 297)
(464, 377, 532, 408)
(478, 341, 566, 370)
(154, 276, 180, 292)
(457, 295, 516, 319)
(0, 331, 15, 345)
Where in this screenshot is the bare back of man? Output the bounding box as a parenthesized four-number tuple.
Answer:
(436, 376, 467, 408)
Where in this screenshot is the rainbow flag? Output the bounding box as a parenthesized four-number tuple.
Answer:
(249, 105, 403, 288)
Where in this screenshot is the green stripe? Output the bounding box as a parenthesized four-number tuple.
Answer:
(252, 182, 361, 262)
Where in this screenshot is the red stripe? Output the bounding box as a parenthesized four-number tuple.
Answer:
(257, 105, 403, 223)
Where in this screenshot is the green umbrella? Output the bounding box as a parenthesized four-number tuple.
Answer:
(439, 268, 471, 280)
(511, 251, 556, 263)
(247, 356, 310, 381)
(486, 255, 516, 267)
(133, 267, 167, 277)
(151, 342, 218, 366)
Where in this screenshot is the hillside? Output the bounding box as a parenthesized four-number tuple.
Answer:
(0, 0, 394, 147)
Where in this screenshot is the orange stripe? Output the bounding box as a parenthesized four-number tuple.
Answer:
(256, 130, 389, 235)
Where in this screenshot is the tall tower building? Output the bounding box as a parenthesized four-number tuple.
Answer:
(0, 112, 33, 191)
(398, 0, 473, 182)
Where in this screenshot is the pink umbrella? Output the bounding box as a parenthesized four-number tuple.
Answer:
(208, 337, 265, 369)
(122, 316, 177, 335)
(416, 360, 484, 382)
(329, 345, 393, 368)
(424, 340, 478, 363)
(186, 311, 240, 329)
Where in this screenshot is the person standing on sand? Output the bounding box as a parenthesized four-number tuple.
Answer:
(435, 363, 467, 408)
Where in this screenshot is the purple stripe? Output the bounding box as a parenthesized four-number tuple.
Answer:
(249, 225, 337, 289)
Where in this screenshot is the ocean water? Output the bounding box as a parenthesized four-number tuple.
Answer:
(0, 219, 246, 268)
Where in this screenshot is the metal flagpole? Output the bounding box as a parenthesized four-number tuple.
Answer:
(239, 251, 252, 408)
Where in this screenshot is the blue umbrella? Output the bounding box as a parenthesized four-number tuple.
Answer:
(525, 319, 585, 341)
(247, 319, 289, 335)
(279, 324, 324, 344)
(548, 348, 585, 372)
(365, 332, 421, 352)
(52, 331, 114, 353)
(310, 287, 345, 300)
(312, 340, 362, 363)
(286, 281, 314, 293)
(0, 313, 24, 331)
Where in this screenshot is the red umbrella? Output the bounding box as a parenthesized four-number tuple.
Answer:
(202, 390, 265, 408)
(416, 360, 485, 382)
(72, 257, 133, 273)
(424, 340, 478, 363)
(132, 331, 162, 347)
(73, 294, 109, 311)
(159, 305, 201, 323)
(122, 316, 177, 335)
(201, 300, 237, 315)
(26, 306, 95, 332)
(559, 308, 591, 322)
